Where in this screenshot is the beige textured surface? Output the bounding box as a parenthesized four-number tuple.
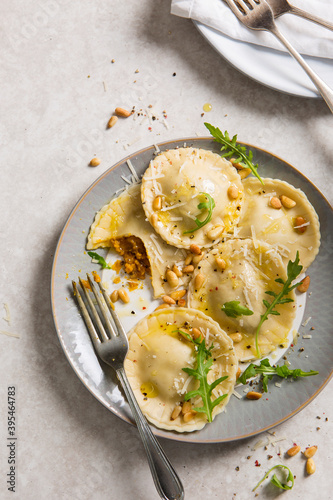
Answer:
(0, 0, 332, 499)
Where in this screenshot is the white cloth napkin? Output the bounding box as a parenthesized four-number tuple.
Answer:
(171, 0, 333, 58)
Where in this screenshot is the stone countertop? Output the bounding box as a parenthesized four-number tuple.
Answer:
(0, 1, 332, 499)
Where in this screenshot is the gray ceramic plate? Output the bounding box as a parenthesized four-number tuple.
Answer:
(51, 137, 333, 443)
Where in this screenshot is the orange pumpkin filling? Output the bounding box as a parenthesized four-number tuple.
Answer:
(110, 236, 150, 280)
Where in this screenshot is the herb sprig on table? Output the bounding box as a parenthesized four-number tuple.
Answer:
(176, 330, 228, 423)
(183, 192, 215, 234)
(253, 465, 294, 491)
(87, 251, 111, 269)
(204, 122, 264, 184)
(254, 251, 303, 358)
(221, 300, 254, 318)
(237, 358, 319, 392)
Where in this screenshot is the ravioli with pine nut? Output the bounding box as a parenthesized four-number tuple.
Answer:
(124, 308, 238, 432)
(188, 239, 297, 362)
(141, 148, 244, 249)
(86, 183, 193, 297)
(237, 178, 320, 270)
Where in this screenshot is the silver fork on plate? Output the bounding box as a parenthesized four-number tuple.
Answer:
(225, 0, 333, 113)
(72, 274, 184, 500)
(267, 0, 333, 31)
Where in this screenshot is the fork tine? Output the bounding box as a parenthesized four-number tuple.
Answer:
(86, 274, 118, 339)
(72, 280, 101, 345)
(78, 277, 110, 342)
(96, 280, 128, 341)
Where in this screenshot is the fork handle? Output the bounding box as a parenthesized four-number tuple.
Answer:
(270, 25, 333, 113)
(116, 368, 184, 500)
(289, 6, 333, 32)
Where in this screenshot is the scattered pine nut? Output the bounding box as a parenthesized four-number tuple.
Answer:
(155, 303, 170, 311)
(270, 196, 282, 209)
(192, 252, 204, 265)
(115, 107, 131, 117)
(294, 216, 307, 233)
(194, 273, 205, 290)
(165, 269, 179, 288)
(227, 185, 239, 199)
(89, 157, 101, 167)
(184, 254, 193, 266)
(246, 391, 262, 400)
(107, 115, 118, 128)
(183, 265, 194, 273)
(215, 257, 226, 271)
(236, 367, 242, 379)
(162, 295, 176, 305)
(183, 411, 196, 423)
(170, 289, 186, 301)
(280, 195, 296, 209)
(304, 446, 317, 458)
(152, 196, 162, 211)
(190, 244, 201, 255)
(192, 327, 202, 340)
(110, 290, 119, 303)
(306, 458, 316, 475)
(206, 225, 224, 241)
(230, 158, 243, 170)
(172, 264, 183, 277)
(229, 332, 243, 343)
(151, 213, 158, 226)
(182, 401, 192, 415)
(170, 405, 182, 420)
(178, 299, 186, 307)
(297, 275, 310, 293)
(287, 445, 301, 457)
(238, 168, 251, 179)
(118, 288, 130, 304)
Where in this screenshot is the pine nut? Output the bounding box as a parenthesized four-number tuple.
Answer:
(297, 275, 310, 293)
(194, 273, 205, 290)
(118, 288, 130, 304)
(304, 446, 317, 458)
(236, 367, 242, 379)
(246, 391, 262, 400)
(162, 295, 176, 305)
(229, 332, 243, 343)
(184, 254, 193, 266)
(169, 289, 186, 301)
(183, 265, 194, 273)
(182, 401, 192, 415)
(230, 158, 243, 170)
(151, 213, 158, 226)
(152, 196, 162, 211)
(280, 195, 296, 209)
(155, 303, 170, 311)
(178, 299, 186, 307)
(115, 107, 131, 117)
(90, 157, 101, 167)
(206, 225, 224, 241)
(228, 185, 239, 199)
(183, 411, 196, 423)
(107, 115, 118, 128)
(270, 196, 282, 209)
(287, 445, 301, 457)
(190, 244, 201, 255)
(165, 269, 179, 288)
(192, 252, 204, 265)
(172, 264, 183, 277)
(192, 327, 202, 340)
(238, 168, 251, 179)
(306, 458, 316, 475)
(110, 290, 119, 303)
(170, 405, 182, 420)
(294, 216, 307, 233)
(215, 257, 226, 271)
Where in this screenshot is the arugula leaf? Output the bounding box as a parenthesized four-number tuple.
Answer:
(221, 300, 254, 318)
(254, 251, 303, 358)
(204, 122, 264, 184)
(237, 358, 318, 392)
(87, 251, 111, 269)
(183, 192, 215, 234)
(181, 336, 228, 422)
(253, 465, 294, 491)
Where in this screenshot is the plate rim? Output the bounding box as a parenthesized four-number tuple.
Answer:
(51, 136, 333, 444)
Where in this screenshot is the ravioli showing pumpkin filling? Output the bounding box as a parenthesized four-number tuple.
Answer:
(86, 183, 192, 297)
(237, 178, 320, 270)
(124, 308, 238, 432)
(188, 239, 297, 362)
(141, 147, 244, 249)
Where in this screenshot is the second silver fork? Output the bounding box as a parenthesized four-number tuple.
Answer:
(225, 0, 333, 112)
